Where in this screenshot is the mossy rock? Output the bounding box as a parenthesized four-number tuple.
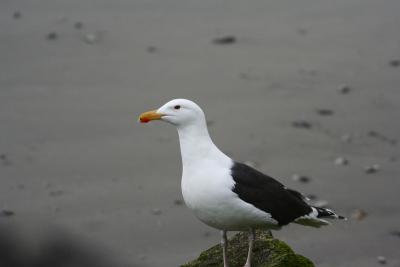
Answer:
(181, 230, 314, 267)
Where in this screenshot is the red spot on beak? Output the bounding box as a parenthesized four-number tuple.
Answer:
(140, 117, 150, 123)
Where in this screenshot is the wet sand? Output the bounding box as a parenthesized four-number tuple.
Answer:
(1, 0, 400, 266)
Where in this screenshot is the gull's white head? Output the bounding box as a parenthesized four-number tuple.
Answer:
(139, 99, 206, 127)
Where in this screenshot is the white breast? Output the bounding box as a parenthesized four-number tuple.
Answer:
(176, 118, 278, 231)
(181, 158, 278, 231)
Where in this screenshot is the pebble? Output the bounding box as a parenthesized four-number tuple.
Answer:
(377, 256, 387, 265)
(46, 32, 58, 40)
(338, 84, 351, 94)
(151, 208, 162, 215)
(368, 130, 397, 145)
(146, 46, 157, 53)
(0, 209, 15, 217)
(351, 209, 367, 221)
(334, 157, 349, 166)
(313, 200, 329, 208)
(368, 130, 379, 138)
(389, 59, 400, 67)
(84, 33, 99, 44)
(292, 120, 312, 129)
(389, 230, 400, 238)
(173, 199, 184, 206)
(291, 174, 311, 183)
(364, 164, 380, 174)
(13, 11, 21, 19)
(0, 153, 12, 166)
(74, 21, 83, 30)
(212, 36, 236, 45)
(316, 109, 334, 116)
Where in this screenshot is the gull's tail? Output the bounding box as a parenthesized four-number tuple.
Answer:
(295, 206, 346, 228)
(314, 207, 346, 220)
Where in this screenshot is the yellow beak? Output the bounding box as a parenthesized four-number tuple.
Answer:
(139, 109, 164, 123)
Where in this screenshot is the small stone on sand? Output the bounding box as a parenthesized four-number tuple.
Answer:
(338, 84, 351, 94)
(334, 157, 349, 166)
(292, 120, 312, 129)
(151, 208, 162, 215)
(351, 209, 367, 221)
(389, 59, 400, 67)
(0, 210, 15, 217)
(291, 174, 311, 183)
(365, 164, 380, 174)
(84, 33, 99, 44)
(146, 46, 157, 53)
(316, 109, 334, 116)
(0, 155, 6, 165)
(0, 154, 12, 166)
(368, 130, 397, 145)
(389, 230, 400, 238)
(13, 11, 21, 19)
(74, 21, 83, 30)
(212, 36, 236, 45)
(377, 256, 387, 265)
(46, 32, 58, 40)
(173, 199, 184, 206)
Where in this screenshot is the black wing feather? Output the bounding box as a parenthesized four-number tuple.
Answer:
(231, 162, 312, 226)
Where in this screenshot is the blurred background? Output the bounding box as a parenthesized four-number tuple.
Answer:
(1, 0, 400, 266)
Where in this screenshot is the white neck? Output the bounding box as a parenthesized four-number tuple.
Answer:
(176, 121, 230, 169)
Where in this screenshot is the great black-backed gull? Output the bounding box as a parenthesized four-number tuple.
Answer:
(139, 99, 344, 267)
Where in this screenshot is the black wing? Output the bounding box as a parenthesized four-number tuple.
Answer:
(231, 162, 312, 226)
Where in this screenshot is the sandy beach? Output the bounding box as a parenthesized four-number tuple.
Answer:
(1, 0, 400, 266)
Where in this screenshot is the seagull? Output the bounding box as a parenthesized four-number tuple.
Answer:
(139, 99, 344, 267)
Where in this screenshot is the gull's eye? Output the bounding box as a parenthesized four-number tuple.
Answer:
(174, 105, 181, 110)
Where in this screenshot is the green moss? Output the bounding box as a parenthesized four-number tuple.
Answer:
(181, 231, 314, 267)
